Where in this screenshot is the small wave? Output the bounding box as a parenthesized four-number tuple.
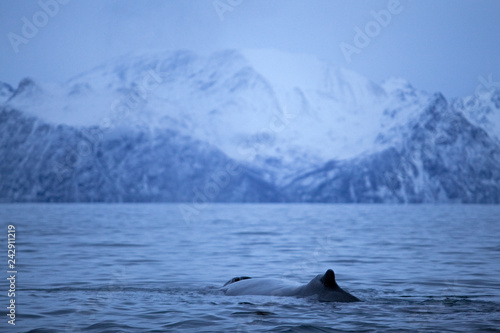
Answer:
(233, 310, 276, 316)
(24, 329, 53, 333)
(41, 309, 77, 316)
(83, 321, 139, 332)
(19, 286, 175, 293)
(17, 313, 45, 319)
(163, 319, 218, 330)
(73, 242, 148, 248)
(233, 231, 281, 236)
(267, 324, 342, 332)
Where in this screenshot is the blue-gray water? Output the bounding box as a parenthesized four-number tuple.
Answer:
(1, 204, 500, 332)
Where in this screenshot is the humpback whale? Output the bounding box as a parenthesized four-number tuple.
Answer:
(222, 269, 360, 302)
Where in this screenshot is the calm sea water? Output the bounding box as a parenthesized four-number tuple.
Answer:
(1, 204, 499, 332)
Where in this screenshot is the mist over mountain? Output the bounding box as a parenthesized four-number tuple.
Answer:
(1, 49, 499, 203)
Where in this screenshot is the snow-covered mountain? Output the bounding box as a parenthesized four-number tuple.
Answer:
(1, 49, 499, 203)
(0, 82, 14, 104)
(453, 88, 500, 142)
(0, 108, 280, 202)
(286, 93, 500, 203)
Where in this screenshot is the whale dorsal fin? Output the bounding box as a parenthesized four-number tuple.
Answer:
(320, 269, 339, 289)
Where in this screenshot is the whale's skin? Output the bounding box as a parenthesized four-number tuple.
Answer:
(222, 269, 360, 302)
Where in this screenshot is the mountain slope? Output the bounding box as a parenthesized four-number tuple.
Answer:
(4, 50, 410, 183)
(0, 82, 14, 103)
(0, 108, 281, 202)
(453, 88, 500, 142)
(285, 94, 500, 203)
(1, 49, 499, 203)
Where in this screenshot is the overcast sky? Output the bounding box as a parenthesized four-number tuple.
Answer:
(1, 0, 499, 98)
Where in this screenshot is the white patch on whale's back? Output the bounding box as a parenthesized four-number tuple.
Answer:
(222, 278, 303, 296)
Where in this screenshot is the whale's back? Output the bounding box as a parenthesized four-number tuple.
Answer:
(222, 269, 360, 302)
(222, 277, 302, 296)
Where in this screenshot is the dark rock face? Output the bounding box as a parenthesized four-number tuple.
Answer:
(0, 108, 282, 203)
(285, 95, 500, 203)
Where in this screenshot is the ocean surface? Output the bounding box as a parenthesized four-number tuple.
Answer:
(1, 204, 500, 332)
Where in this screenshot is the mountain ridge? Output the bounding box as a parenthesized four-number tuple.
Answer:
(1, 49, 499, 203)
